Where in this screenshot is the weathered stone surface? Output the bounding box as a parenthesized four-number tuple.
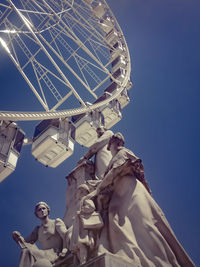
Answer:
(53, 254, 74, 267)
(33, 259, 53, 267)
(54, 253, 136, 267)
(63, 132, 195, 267)
(81, 253, 136, 267)
(63, 161, 95, 228)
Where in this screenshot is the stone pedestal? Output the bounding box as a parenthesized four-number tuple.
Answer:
(81, 253, 137, 267)
(54, 253, 138, 267)
(62, 162, 139, 267)
(63, 160, 95, 228)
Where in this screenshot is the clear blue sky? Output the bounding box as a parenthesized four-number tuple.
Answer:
(0, 0, 200, 266)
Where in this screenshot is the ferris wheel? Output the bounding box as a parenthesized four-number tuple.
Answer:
(0, 0, 132, 181)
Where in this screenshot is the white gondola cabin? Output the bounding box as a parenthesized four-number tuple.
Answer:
(111, 55, 126, 73)
(105, 81, 130, 109)
(99, 16, 114, 34)
(112, 67, 126, 83)
(110, 41, 125, 59)
(72, 110, 104, 148)
(0, 121, 25, 182)
(94, 92, 122, 129)
(106, 29, 119, 46)
(32, 118, 75, 167)
(92, 2, 106, 18)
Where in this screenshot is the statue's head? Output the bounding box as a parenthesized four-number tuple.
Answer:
(107, 132, 125, 151)
(34, 201, 50, 218)
(96, 126, 106, 138)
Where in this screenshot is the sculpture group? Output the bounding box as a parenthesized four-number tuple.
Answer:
(13, 128, 195, 266)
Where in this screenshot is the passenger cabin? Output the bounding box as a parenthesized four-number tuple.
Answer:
(105, 82, 130, 109)
(111, 55, 126, 73)
(99, 16, 114, 34)
(112, 67, 126, 83)
(32, 119, 75, 167)
(72, 110, 104, 147)
(0, 121, 25, 182)
(94, 92, 122, 129)
(106, 29, 119, 46)
(92, 2, 106, 18)
(110, 41, 125, 59)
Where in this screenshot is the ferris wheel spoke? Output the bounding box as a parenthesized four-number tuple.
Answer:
(10, 31, 64, 105)
(63, 0, 106, 45)
(50, 91, 73, 111)
(21, 0, 89, 93)
(2, 20, 50, 109)
(62, 4, 112, 60)
(50, 23, 110, 88)
(40, 0, 111, 78)
(64, 13, 110, 63)
(0, 6, 13, 29)
(38, 26, 98, 100)
(88, 39, 104, 65)
(8, 0, 87, 108)
(49, 25, 105, 91)
(20, 0, 112, 93)
(92, 74, 111, 93)
(32, 61, 49, 110)
(0, 39, 49, 111)
(0, 3, 11, 10)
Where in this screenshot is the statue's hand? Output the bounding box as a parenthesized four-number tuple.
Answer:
(12, 231, 24, 243)
(59, 248, 68, 257)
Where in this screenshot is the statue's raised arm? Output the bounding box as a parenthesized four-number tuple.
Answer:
(78, 127, 113, 180)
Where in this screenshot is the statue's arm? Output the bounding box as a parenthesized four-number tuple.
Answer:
(89, 130, 113, 154)
(24, 226, 39, 244)
(55, 218, 68, 256)
(55, 218, 67, 238)
(96, 168, 116, 192)
(12, 226, 38, 249)
(12, 231, 26, 248)
(80, 131, 113, 162)
(82, 167, 120, 199)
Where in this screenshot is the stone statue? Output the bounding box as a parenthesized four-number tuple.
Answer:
(78, 127, 113, 180)
(83, 133, 195, 266)
(13, 202, 69, 267)
(70, 184, 103, 265)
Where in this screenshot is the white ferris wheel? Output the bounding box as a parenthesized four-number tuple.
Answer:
(0, 0, 132, 182)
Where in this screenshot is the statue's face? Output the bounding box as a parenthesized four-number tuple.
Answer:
(108, 139, 118, 154)
(36, 204, 48, 219)
(107, 138, 114, 151)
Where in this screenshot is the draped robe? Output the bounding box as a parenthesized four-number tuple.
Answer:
(97, 147, 194, 267)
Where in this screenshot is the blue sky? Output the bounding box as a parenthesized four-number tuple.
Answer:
(0, 0, 200, 266)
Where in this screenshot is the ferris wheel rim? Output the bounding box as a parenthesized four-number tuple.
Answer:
(0, 0, 131, 121)
(0, 76, 130, 121)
